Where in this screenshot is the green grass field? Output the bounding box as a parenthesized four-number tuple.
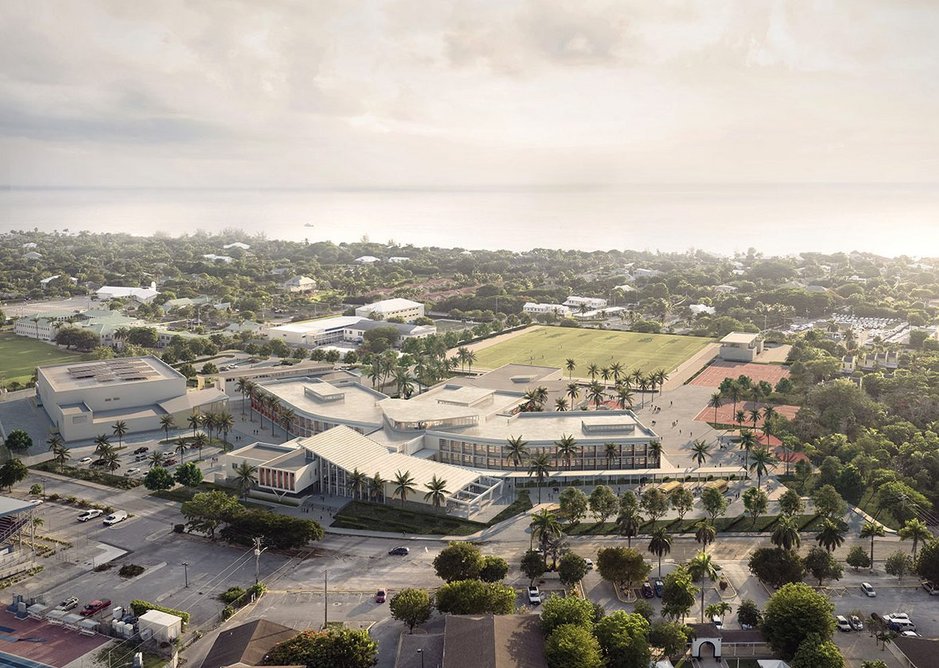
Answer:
(472, 327, 712, 374)
(0, 331, 88, 386)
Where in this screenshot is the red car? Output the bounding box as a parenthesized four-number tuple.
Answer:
(375, 589, 387, 604)
(80, 599, 112, 617)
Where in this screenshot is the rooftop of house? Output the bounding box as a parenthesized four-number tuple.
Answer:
(200, 619, 297, 668)
(720, 332, 761, 345)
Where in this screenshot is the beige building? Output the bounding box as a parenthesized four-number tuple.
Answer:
(282, 276, 316, 293)
(718, 332, 764, 362)
(355, 298, 424, 322)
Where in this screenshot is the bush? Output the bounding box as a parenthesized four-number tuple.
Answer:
(220, 587, 247, 604)
(118, 564, 145, 578)
(541, 596, 596, 634)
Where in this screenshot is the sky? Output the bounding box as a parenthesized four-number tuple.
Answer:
(1, 0, 938, 189)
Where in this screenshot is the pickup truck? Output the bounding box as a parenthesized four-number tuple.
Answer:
(79, 599, 112, 617)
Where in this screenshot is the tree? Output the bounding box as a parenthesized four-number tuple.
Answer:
(815, 519, 846, 553)
(540, 595, 596, 634)
(742, 487, 768, 528)
(701, 486, 728, 524)
(4, 430, 32, 451)
(597, 546, 650, 592)
(771, 515, 802, 551)
(846, 545, 871, 571)
(433, 542, 484, 582)
(160, 414, 176, 441)
(530, 509, 563, 564)
(505, 435, 528, 470)
(187, 412, 202, 439)
(588, 485, 618, 524)
(174, 462, 204, 487)
(148, 451, 165, 468)
(647, 527, 671, 577)
(762, 583, 835, 660)
(737, 599, 762, 628)
(687, 551, 719, 622)
(748, 547, 805, 589)
(263, 627, 377, 668)
(790, 634, 845, 668)
(661, 565, 697, 621)
(594, 611, 651, 668)
(691, 439, 710, 467)
(111, 420, 128, 448)
(899, 518, 932, 558)
(392, 469, 416, 506)
(434, 580, 515, 615)
(749, 447, 777, 488)
(423, 475, 449, 509)
(527, 452, 552, 503)
(694, 519, 717, 551)
(558, 552, 589, 589)
(877, 480, 929, 524)
(860, 521, 885, 572)
(705, 601, 733, 625)
(143, 466, 175, 491)
(648, 620, 689, 661)
(885, 550, 913, 580)
(670, 486, 694, 522)
(346, 468, 368, 500)
(233, 461, 258, 498)
(778, 488, 804, 516)
(544, 624, 603, 668)
(559, 487, 588, 526)
(521, 549, 546, 585)
(804, 546, 843, 586)
(181, 490, 244, 539)
(915, 539, 939, 584)
(640, 487, 669, 525)
(479, 555, 509, 582)
(707, 392, 724, 423)
(813, 485, 846, 520)
(388, 588, 432, 633)
(861, 662, 888, 668)
(554, 434, 578, 469)
(0, 459, 28, 490)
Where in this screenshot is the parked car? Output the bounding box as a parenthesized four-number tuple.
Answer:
(711, 614, 723, 629)
(850, 615, 864, 631)
(375, 589, 387, 604)
(133, 447, 149, 454)
(640, 582, 655, 599)
(27, 499, 43, 506)
(584, 558, 594, 570)
(527, 586, 542, 605)
(78, 457, 93, 465)
(388, 546, 409, 556)
(91, 459, 107, 467)
(922, 581, 939, 595)
(901, 630, 921, 638)
(653, 579, 665, 598)
(103, 511, 128, 526)
(163, 458, 178, 466)
(836, 615, 852, 632)
(861, 582, 876, 597)
(124, 468, 140, 476)
(77, 509, 103, 522)
(54, 597, 79, 611)
(889, 620, 917, 633)
(80, 599, 112, 617)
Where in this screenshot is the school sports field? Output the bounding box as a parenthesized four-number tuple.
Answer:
(470, 326, 713, 374)
(0, 331, 88, 386)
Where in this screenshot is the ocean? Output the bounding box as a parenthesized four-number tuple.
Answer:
(2, 184, 938, 256)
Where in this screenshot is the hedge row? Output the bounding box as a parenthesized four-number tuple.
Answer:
(130, 599, 190, 625)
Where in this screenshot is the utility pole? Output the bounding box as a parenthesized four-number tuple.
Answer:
(253, 537, 266, 584)
(323, 569, 328, 628)
(182, 562, 189, 588)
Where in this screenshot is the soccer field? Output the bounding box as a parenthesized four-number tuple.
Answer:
(472, 327, 713, 374)
(0, 331, 88, 386)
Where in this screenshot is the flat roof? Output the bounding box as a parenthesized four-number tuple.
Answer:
(0, 496, 35, 517)
(267, 316, 362, 334)
(300, 426, 481, 497)
(158, 388, 227, 414)
(720, 332, 761, 344)
(262, 449, 309, 471)
(451, 410, 655, 443)
(358, 298, 422, 313)
(39, 356, 182, 392)
(260, 379, 385, 426)
(228, 441, 298, 464)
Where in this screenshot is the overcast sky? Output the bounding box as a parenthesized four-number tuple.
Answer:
(2, 0, 937, 188)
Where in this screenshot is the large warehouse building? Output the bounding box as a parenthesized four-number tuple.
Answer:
(37, 356, 227, 442)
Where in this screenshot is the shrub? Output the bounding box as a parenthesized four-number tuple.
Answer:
(130, 600, 190, 625)
(118, 564, 145, 578)
(220, 587, 247, 604)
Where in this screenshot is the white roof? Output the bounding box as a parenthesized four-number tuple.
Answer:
(267, 316, 362, 334)
(354, 255, 380, 263)
(97, 285, 160, 300)
(358, 298, 422, 313)
(139, 609, 183, 627)
(300, 426, 481, 496)
(720, 332, 760, 344)
(0, 496, 35, 517)
(223, 242, 250, 249)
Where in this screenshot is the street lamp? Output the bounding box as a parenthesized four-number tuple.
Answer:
(417, 648, 424, 668)
(182, 562, 189, 588)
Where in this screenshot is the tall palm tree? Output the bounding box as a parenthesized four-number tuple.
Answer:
(565, 358, 576, 380)
(236, 377, 250, 416)
(534, 386, 549, 407)
(246, 381, 258, 422)
(587, 364, 599, 381)
(423, 475, 449, 509)
(610, 362, 624, 384)
(554, 397, 569, 411)
(694, 519, 716, 552)
(202, 413, 218, 441)
(50, 442, 70, 470)
(688, 551, 720, 623)
(748, 447, 776, 489)
(187, 412, 202, 439)
(739, 430, 757, 470)
(748, 408, 762, 430)
(192, 433, 208, 460)
(148, 451, 166, 468)
(708, 392, 723, 423)
(615, 506, 643, 548)
(112, 420, 128, 448)
(217, 412, 234, 447)
(102, 449, 120, 472)
(368, 473, 385, 502)
(648, 527, 672, 577)
(605, 442, 619, 469)
(726, 381, 742, 419)
(587, 381, 606, 409)
(637, 376, 649, 408)
(616, 386, 634, 410)
(233, 461, 258, 498)
(392, 470, 417, 506)
(735, 409, 747, 427)
(601, 367, 611, 385)
(566, 382, 580, 410)
(159, 414, 176, 442)
(816, 519, 846, 553)
(280, 407, 296, 438)
(93, 434, 111, 457)
(860, 521, 886, 572)
(505, 436, 529, 470)
(465, 350, 477, 373)
(347, 468, 368, 500)
(771, 515, 801, 551)
(265, 395, 281, 437)
(175, 438, 188, 464)
(762, 405, 778, 427)
(527, 452, 552, 503)
(691, 439, 710, 468)
(530, 509, 562, 565)
(654, 369, 668, 396)
(554, 434, 578, 470)
(899, 518, 931, 559)
(647, 440, 662, 467)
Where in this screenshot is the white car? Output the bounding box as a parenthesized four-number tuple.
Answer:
(584, 558, 594, 570)
(27, 499, 43, 506)
(78, 457, 93, 465)
(77, 509, 103, 522)
(861, 582, 876, 597)
(527, 586, 542, 605)
(103, 511, 128, 526)
(124, 468, 141, 476)
(836, 615, 852, 632)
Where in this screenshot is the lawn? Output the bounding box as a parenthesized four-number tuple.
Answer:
(0, 331, 89, 386)
(472, 326, 712, 375)
(331, 500, 487, 536)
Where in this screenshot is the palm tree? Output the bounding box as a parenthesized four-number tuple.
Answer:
(748, 447, 776, 489)
(202, 413, 218, 441)
(726, 381, 742, 418)
(605, 442, 619, 469)
(554, 434, 578, 470)
(565, 358, 576, 380)
(587, 381, 606, 409)
(691, 439, 710, 468)
(601, 367, 611, 385)
(423, 475, 449, 509)
(530, 509, 562, 565)
(610, 362, 624, 384)
(653, 369, 668, 396)
(527, 452, 552, 503)
(236, 377, 250, 416)
(762, 405, 777, 427)
(554, 397, 569, 411)
(102, 449, 120, 472)
(816, 518, 846, 553)
(615, 386, 634, 410)
(175, 438, 188, 464)
(394, 369, 415, 399)
(50, 442, 70, 470)
(159, 414, 176, 442)
(566, 382, 580, 410)
(392, 470, 417, 506)
(688, 551, 720, 623)
(93, 434, 111, 457)
(748, 408, 762, 430)
(637, 376, 649, 408)
(505, 436, 529, 470)
(280, 407, 296, 438)
(192, 432, 208, 460)
(465, 349, 477, 373)
(233, 461, 258, 498)
(771, 515, 801, 551)
(694, 519, 716, 552)
(705, 602, 733, 626)
(707, 392, 723, 423)
(217, 412, 234, 447)
(265, 395, 281, 437)
(738, 430, 757, 470)
(647, 440, 662, 466)
(111, 420, 128, 448)
(187, 412, 202, 439)
(587, 364, 599, 381)
(735, 409, 747, 427)
(648, 527, 672, 577)
(899, 518, 931, 559)
(347, 468, 368, 500)
(860, 521, 886, 572)
(246, 381, 258, 422)
(368, 473, 385, 502)
(148, 451, 166, 468)
(615, 506, 643, 548)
